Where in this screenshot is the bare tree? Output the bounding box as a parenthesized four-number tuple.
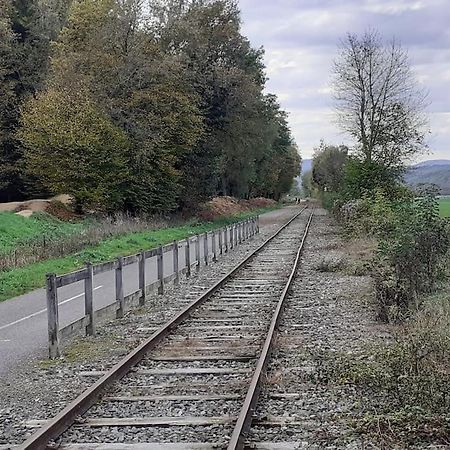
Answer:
(333, 29, 428, 170)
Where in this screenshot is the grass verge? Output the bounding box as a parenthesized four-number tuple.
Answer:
(0, 211, 85, 253)
(0, 207, 276, 302)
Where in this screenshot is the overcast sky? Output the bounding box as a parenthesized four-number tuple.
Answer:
(238, 0, 450, 161)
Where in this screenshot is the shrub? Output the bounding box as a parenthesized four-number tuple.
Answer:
(373, 192, 449, 321)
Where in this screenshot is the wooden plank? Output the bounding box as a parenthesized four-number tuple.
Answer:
(93, 260, 117, 276)
(37, 444, 218, 450)
(84, 262, 95, 336)
(144, 248, 158, 259)
(149, 355, 254, 362)
(269, 393, 301, 399)
(156, 345, 259, 352)
(26, 416, 235, 428)
(122, 254, 139, 266)
(139, 251, 146, 306)
(57, 269, 87, 287)
(185, 238, 191, 277)
(115, 257, 124, 318)
(79, 367, 252, 377)
(157, 246, 164, 295)
(182, 325, 263, 331)
(173, 240, 179, 285)
(212, 230, 217, 262)
(203, 232, 208, 265)
(104, 394, 241, 402)
(195, 234, 201, 271)
(46, 273, 60, 359)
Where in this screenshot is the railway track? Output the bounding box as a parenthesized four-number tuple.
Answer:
(19, 207, 314, 450)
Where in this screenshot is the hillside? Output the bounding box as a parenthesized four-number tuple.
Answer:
(404, 160, 450, 194)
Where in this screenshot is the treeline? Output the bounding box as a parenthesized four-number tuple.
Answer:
(0, 0, 300, 212)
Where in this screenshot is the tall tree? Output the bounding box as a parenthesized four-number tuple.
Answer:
(0, 0, 71, 201)
(333, 30, 428, 172)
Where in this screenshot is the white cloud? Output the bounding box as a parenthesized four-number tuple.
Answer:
(239, 0, 450, 160)
(362, 0, 425, 15)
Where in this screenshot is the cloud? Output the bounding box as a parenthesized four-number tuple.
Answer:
(239, 0, 450, 159)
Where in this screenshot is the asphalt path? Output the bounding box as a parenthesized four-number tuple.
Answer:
(0, 207, 297, 378)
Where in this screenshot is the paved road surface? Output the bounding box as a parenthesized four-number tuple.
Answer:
(0, 207, 298, 378)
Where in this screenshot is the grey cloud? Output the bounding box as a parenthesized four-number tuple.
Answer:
(239, 0, 450, 158)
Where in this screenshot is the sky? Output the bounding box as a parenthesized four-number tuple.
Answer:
(238, 0, 450, 161)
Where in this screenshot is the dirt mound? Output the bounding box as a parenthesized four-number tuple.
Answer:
(199, 196, 276, 221)
(0, 195, 73, 217)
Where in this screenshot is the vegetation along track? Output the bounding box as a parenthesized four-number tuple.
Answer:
(19, 207, 314, 450)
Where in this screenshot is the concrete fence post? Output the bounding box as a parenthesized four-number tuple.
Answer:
(157, 246, 164, 294)
(203, 232, 209, 265)
(46, 273, 60, 359)
(230, 225, 234, 249)
(219, 228, 223, 255)
(212, 230, 217, 262)
(185, 238, 191, 277)
(116, 256, 124, 318)
(84, 262, 95, 336)
(257, 215, 260, 233)
(195, 235, 201, 271)
(173, 240, 179, 284)
(139, 251, 146, 306)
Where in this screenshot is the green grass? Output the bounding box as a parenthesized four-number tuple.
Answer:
(438, 197, 450, 217)
(0, 212, 85, 253)
(0, 207, 276, 302)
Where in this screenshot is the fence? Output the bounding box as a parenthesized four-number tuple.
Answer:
(46, 216, 260, 358)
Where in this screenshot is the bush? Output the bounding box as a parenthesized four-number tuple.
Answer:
(373, 192, 449, 321)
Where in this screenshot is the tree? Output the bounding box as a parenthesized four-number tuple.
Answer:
(312, 142, 348, 192)
(333, 30, 428, 172)
(302, 171, 312, 198)
(20, 88, 130, 211)
(0, 0, 71, 201)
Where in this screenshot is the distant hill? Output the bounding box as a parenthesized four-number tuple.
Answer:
(404, 160, 450, 194)
(301, 159, 312, 175)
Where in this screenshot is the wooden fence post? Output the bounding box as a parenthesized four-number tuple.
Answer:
(185, 238, 191, 277)
(173, 240, 179, 284)
(116, 257, 124, 318)
(239, 222, 242, 243)
(230, 225, 234, 249)
(203, 232, 208, 265)
(257, 215, 260, 233)
(84, 262, 95, 336)
(157, 246, 164, 294)
(225, 227, 229, 253)
(46, 273, 60, 359)
(212, 230, 217, 262)
(219, 228, 223, 255)
(195, 235, 201, 271)
(139, 251, 146, 306)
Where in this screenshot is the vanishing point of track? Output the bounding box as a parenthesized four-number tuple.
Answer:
(19, 207, 314, 450)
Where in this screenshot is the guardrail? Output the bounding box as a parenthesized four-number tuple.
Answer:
(46, 216, 260, 358)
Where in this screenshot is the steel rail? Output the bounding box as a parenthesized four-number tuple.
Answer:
(18, 207, 307, 450)
(227, 210, 314, 450)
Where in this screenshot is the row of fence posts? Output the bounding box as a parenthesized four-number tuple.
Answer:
(46, 216, 260, 358)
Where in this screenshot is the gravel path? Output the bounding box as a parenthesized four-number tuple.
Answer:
(0, 206, 302, 446)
